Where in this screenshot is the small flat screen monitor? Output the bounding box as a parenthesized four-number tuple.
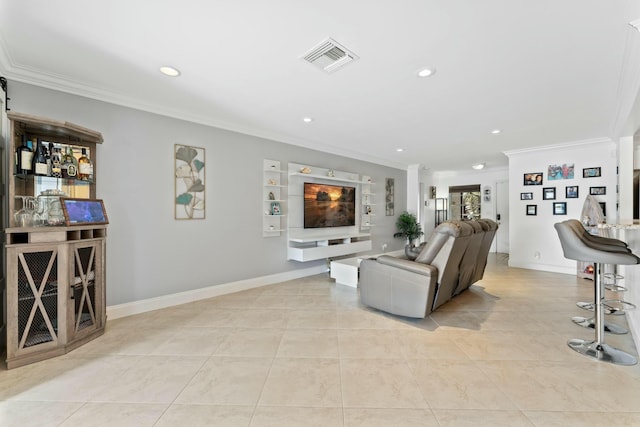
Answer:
(60, 198, 109, 226)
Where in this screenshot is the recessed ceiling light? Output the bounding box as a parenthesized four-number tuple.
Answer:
(396, 148, 404, 152)
(303, 117, 314, 123)
(472, 163, 485, 170)
(417, 67, 436, 78)
(159, 66, 181, 77)
(491, 129, 502, 134)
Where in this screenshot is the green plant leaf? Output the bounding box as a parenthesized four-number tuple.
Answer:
(176, 193, 193, 205)
(394, 211, 423, 243)
(187, 179, 205, 192)
(176, 146, 198, 164)
(193, 159, 205, 172)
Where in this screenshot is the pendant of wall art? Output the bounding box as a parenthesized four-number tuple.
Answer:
(175, 144, 205, 219)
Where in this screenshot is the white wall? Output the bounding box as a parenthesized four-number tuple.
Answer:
(505, 139, 618, 274)
(8, 81, 407, 306)
(423, 167, 509, 238)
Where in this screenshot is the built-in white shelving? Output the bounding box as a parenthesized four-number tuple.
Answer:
(287, 162, 373, 261)
(263, 159, 286, 237)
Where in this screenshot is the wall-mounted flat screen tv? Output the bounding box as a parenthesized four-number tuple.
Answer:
(304, 182, 356, 228)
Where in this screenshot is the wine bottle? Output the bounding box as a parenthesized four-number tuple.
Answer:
(78, 148, 94, 181)
(62, 147, 78, 179)
(51, 146, 63, 178)
(32, 139, 49, 176)
(15, 136, 34, 174)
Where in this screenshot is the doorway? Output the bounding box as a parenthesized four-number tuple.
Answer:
(495, 180, 509, 253)
(448, 184, 481, 221)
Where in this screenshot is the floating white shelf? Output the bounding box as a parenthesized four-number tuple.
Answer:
(289, 172, 373, 185)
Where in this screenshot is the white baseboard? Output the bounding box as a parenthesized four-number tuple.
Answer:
(106, 265, 328, 320)
(507, 259, 575, 275)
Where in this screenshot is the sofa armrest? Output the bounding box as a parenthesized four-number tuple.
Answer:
(376, 255, 437, 277)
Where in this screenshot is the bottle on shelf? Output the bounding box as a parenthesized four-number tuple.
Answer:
(50, 145, 63, 178)
(78, 148, 94, 182)
(15, 136, 34, 175)
(62, 146, 78, 179)
(32, 139, 49, 176)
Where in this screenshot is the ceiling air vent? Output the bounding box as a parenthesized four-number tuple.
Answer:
(301, 38, 359, 73)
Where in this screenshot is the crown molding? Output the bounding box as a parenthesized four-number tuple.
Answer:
(503, 137, 614, 157)
(2, 58, 409, 171)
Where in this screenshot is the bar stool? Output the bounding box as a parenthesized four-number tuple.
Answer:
(555, 220, 639, 365)
(565, 220, 633, 334)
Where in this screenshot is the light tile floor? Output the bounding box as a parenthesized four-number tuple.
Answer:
(2, 254, 640, 426)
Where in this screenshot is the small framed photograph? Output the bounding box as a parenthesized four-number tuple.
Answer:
(270, 201, 281, 215)
(590, 186, 606, 195)
(543, 187, 556, 200)
(599, 202, 606, 216)
(553, 202, 567, 215)
(566, 186, 579, 198)
(526, 205, 537, 216)
(583, 167, 601, 178)
(520, 192, 533, 200)
(524, 172, 543, 186)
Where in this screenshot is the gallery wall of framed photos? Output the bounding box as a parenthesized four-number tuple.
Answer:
(519, 162, 611, 218)
(505, 139, 617, 276)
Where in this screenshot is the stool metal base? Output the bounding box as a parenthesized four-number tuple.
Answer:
(576, 301, 626, 315)
(605, 284, 628, 292)
(571, 316, 628, 334)
(567, 339, 637, 365)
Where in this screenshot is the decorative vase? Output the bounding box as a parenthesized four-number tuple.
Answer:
(404, 241, 427, 260)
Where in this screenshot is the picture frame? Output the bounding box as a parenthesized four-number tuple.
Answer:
(523, 172, 543, 186)
(175, 144, 205, 220)
(60, 198, 109, 226)
(385, 178, 395, 216)
(547, 163, 574, 180)
(543, 187, 556, 200)
(270, 201, 281, 215)
(599, 202, 606, 217)
(590, 186, 606, 195)
(520, 192, 533, 200)
(565, 186, 579, 198)
(583, 167, 601, 178)
(553, 202, 567, 215)
(526, 205, 537, 216)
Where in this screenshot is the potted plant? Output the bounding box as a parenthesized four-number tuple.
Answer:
(393, 211, 424, 259)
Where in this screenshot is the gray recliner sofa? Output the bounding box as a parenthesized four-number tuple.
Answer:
(359, 219, 498, 318)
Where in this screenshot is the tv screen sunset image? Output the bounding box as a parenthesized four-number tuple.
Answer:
(304, 183, 356, 228)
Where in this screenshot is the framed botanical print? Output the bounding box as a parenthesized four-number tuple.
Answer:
(175, 144, 205, 220)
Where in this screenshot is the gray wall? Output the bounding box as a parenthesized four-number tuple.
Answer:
(8, 81, 407, 305)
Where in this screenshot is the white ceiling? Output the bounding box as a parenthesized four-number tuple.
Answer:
(1, 1, 640, 171)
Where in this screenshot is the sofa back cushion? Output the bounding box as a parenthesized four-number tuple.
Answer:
(428, 221, 474, 310)
(414, 222, 462, 264)
(473, 219, 498, 282)
(455, 220, 485, 295)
